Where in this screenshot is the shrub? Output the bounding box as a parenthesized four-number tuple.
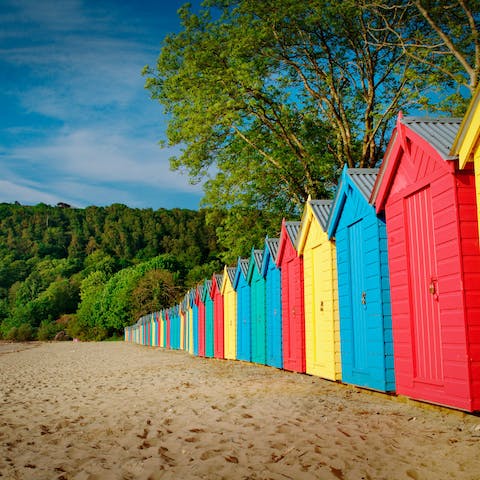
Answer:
(37, 320, 63, 341)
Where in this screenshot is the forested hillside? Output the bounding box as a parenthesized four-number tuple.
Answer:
(0, 203, 224, 341)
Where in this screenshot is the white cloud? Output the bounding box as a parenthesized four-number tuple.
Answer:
(0, 179, 69, 206)
(0, 129, 202, 206)
(0, 0, 202, 209)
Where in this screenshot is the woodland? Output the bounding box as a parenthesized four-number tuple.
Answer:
(0, 203, 223, 341)
(2, 1, 478, 340)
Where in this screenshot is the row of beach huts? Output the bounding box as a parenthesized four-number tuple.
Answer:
(125, 90, 480, 412)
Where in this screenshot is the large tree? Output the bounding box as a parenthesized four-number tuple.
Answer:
(143, 0, 429, 255)
(144, 0, 476, 256)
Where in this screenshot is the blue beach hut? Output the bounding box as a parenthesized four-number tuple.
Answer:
(261, 237, 283, 369)
(247, 249, 266, 365)
(327, 167, 395, 392)
(234, 258, 251, 362)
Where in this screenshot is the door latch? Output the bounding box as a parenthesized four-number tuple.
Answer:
(361, 291, 366, 305)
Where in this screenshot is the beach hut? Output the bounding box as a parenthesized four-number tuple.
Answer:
(211, 273, 225, 359)
(180, 299, 187, 351)
(222, 266, 237, 360)
(164, 308, 171, 349)
(170, 305, 180, 350)
(247, 249, 266, 365)
(139, 316, 145, 345)
(262, 237, 283, 369)
(451, 86, 480, 239)
(203, 279, 214, 358)
(195, 284, 206, 357)
(150, 313, 157, 347)
(373, 115, 480, 411)
(297, 199, 341, 381)
(234, 258, 251, 362)
(327, 167, 395, 392)
(187, 289, 195, 355)
(144, 315, 150, 346)
(157, 311, 164, 348)
(277, 220, 305, 373)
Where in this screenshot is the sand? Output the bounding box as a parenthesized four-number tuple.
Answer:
(1, 342, 479, 480)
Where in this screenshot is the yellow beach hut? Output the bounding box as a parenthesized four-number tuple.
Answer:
(150, 313, 157, 347)
(297, 198, 341, 381)
(451, 86, 480, 239)
(222, 266, 237, 360)
(180, 299, 186, 351)
(186, 290, 195, 355)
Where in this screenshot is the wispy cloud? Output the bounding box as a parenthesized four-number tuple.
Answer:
(0, 0, 203, 209)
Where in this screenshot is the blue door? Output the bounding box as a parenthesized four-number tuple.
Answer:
(348, 220, 368, 374)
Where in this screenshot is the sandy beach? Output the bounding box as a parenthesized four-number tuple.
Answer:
(1, 342, 479, 480)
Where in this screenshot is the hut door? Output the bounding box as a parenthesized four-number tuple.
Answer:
(405, 186, 443, 384)
(348, 220, 368, 373)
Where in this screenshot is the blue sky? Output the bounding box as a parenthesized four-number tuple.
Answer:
(0, 0, 204, 210)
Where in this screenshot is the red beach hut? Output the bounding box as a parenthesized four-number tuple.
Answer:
(276, 220, 305, 373)
(373, 115, 480, 411)
(211, 273, 225, 359)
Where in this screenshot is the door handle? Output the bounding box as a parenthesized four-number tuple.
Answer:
(361, 291, 366, 305)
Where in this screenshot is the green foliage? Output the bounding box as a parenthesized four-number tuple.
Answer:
(37, 320, 64, 341)
(144, 0, 452, 251)
(0, 203, 222, 341)
(5, 323, 35, 342)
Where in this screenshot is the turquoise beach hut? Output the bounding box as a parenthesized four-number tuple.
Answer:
(261, 237, 283, 369)
(202, 279, 214, 358)
(170, 305, 181, 350)
(234, 258, 251, 362)
(327, 167, 395, 392)
(247, 249, 266, 365)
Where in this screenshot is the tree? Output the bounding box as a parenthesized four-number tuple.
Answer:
(368, 0, 480, 114)
(144, 0, 437, 253)
(130, 269, 182, 320)
(144, 0, 424, 189)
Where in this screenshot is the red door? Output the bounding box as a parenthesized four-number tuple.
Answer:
(405, 186, 443, 384)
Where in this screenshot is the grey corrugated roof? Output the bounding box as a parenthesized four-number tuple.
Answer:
(285, 221, 301, 245)
(214, 273, 223, 289)
(239, 258, 249, 277)
(347, 168, 379, 201)
(203, 279, 211, 294)
(253, 249, 263, 271)
(266, 237, 280, 263)
(196, 284, 203, 298)
(401, 116, 462, 160)
(309, 199, 332, 231)
(226, 267, 236, 284)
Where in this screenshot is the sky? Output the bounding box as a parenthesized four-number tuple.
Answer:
(0, 0, 205, 210)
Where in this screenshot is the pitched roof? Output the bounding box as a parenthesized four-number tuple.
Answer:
(265, 237, 280, 263)
(347, 168, 379, 201)
(285, 221, 301, 245)
(213, 274, 223, 290)
(252, 249, 263, 270)
(401, 116, 462, 160)
(309, 199, 332, 230)
(226, 267, 236, 284)
(238, 258, 249, 277)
